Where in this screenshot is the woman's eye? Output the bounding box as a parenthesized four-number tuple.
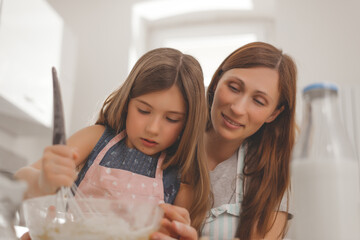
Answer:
(228, 84, 240, 92)
(138, 109, 150, 114)
(254, 99, 265, 106)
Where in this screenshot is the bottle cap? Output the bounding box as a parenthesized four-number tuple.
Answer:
(303, 82, 338, 94)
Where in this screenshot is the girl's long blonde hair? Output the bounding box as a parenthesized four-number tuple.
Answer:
(207, 42, 297, 239)
(96, 48, 210, 231)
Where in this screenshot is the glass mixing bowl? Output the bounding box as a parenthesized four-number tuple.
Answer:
(22, 194, 163, 240)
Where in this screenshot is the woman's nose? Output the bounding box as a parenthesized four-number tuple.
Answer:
(230, 97, 248, 116)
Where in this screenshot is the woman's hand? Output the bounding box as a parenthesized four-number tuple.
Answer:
(38, 145, 78, 194)
(150, 204, 198, 240)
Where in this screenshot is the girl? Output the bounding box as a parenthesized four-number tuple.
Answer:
(151, 42, 297, 240)
(15, 47, 211, 231)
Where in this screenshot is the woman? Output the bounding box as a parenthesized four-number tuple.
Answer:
(151, 41, 297, 240)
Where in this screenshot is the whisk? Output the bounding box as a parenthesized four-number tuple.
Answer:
(52, 67, 98, 221)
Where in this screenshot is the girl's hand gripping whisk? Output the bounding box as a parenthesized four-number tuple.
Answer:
(51, 67, 78, 215)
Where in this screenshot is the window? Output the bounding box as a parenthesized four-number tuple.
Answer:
(149, 25, 262, 86)
(131, 0, 275, 86)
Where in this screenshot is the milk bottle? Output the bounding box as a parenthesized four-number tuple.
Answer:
(290, 83, 360, 240)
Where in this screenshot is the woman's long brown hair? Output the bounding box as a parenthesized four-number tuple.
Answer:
(206, 42, 297, 239)
(96, 48, 211, 231)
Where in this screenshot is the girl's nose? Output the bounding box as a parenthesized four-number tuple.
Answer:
(145, 116, 161, 136)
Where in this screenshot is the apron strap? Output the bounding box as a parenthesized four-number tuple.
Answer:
(235, 145, 245, 203)
(92, 130, 126, 165)
(155, 152, 166, 179)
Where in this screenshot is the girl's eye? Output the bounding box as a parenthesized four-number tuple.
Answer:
(138, 108, 150, 114)
(166, 117, 180, 123)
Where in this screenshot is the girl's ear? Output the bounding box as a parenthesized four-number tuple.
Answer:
(265, 105, 284, 123)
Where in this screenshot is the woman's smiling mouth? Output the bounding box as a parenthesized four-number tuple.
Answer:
(222, 113, 244, 129)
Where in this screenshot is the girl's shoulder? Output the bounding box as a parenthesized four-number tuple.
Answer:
(67, 124, 107, 165)
(68, 125, 106, 143)
(173, 182, 194, 210)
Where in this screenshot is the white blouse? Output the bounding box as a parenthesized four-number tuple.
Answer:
(201, 146, 290, 240)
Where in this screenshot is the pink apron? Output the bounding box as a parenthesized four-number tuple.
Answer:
(78, 130, 165, 203)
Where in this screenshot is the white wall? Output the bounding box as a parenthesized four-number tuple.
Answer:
(46, 0, 137, 134)
(0, 0, 60, 172)
(1, 0, 360, 170)
(276, 0, 360, 87)
(0, 0, 138, 171)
